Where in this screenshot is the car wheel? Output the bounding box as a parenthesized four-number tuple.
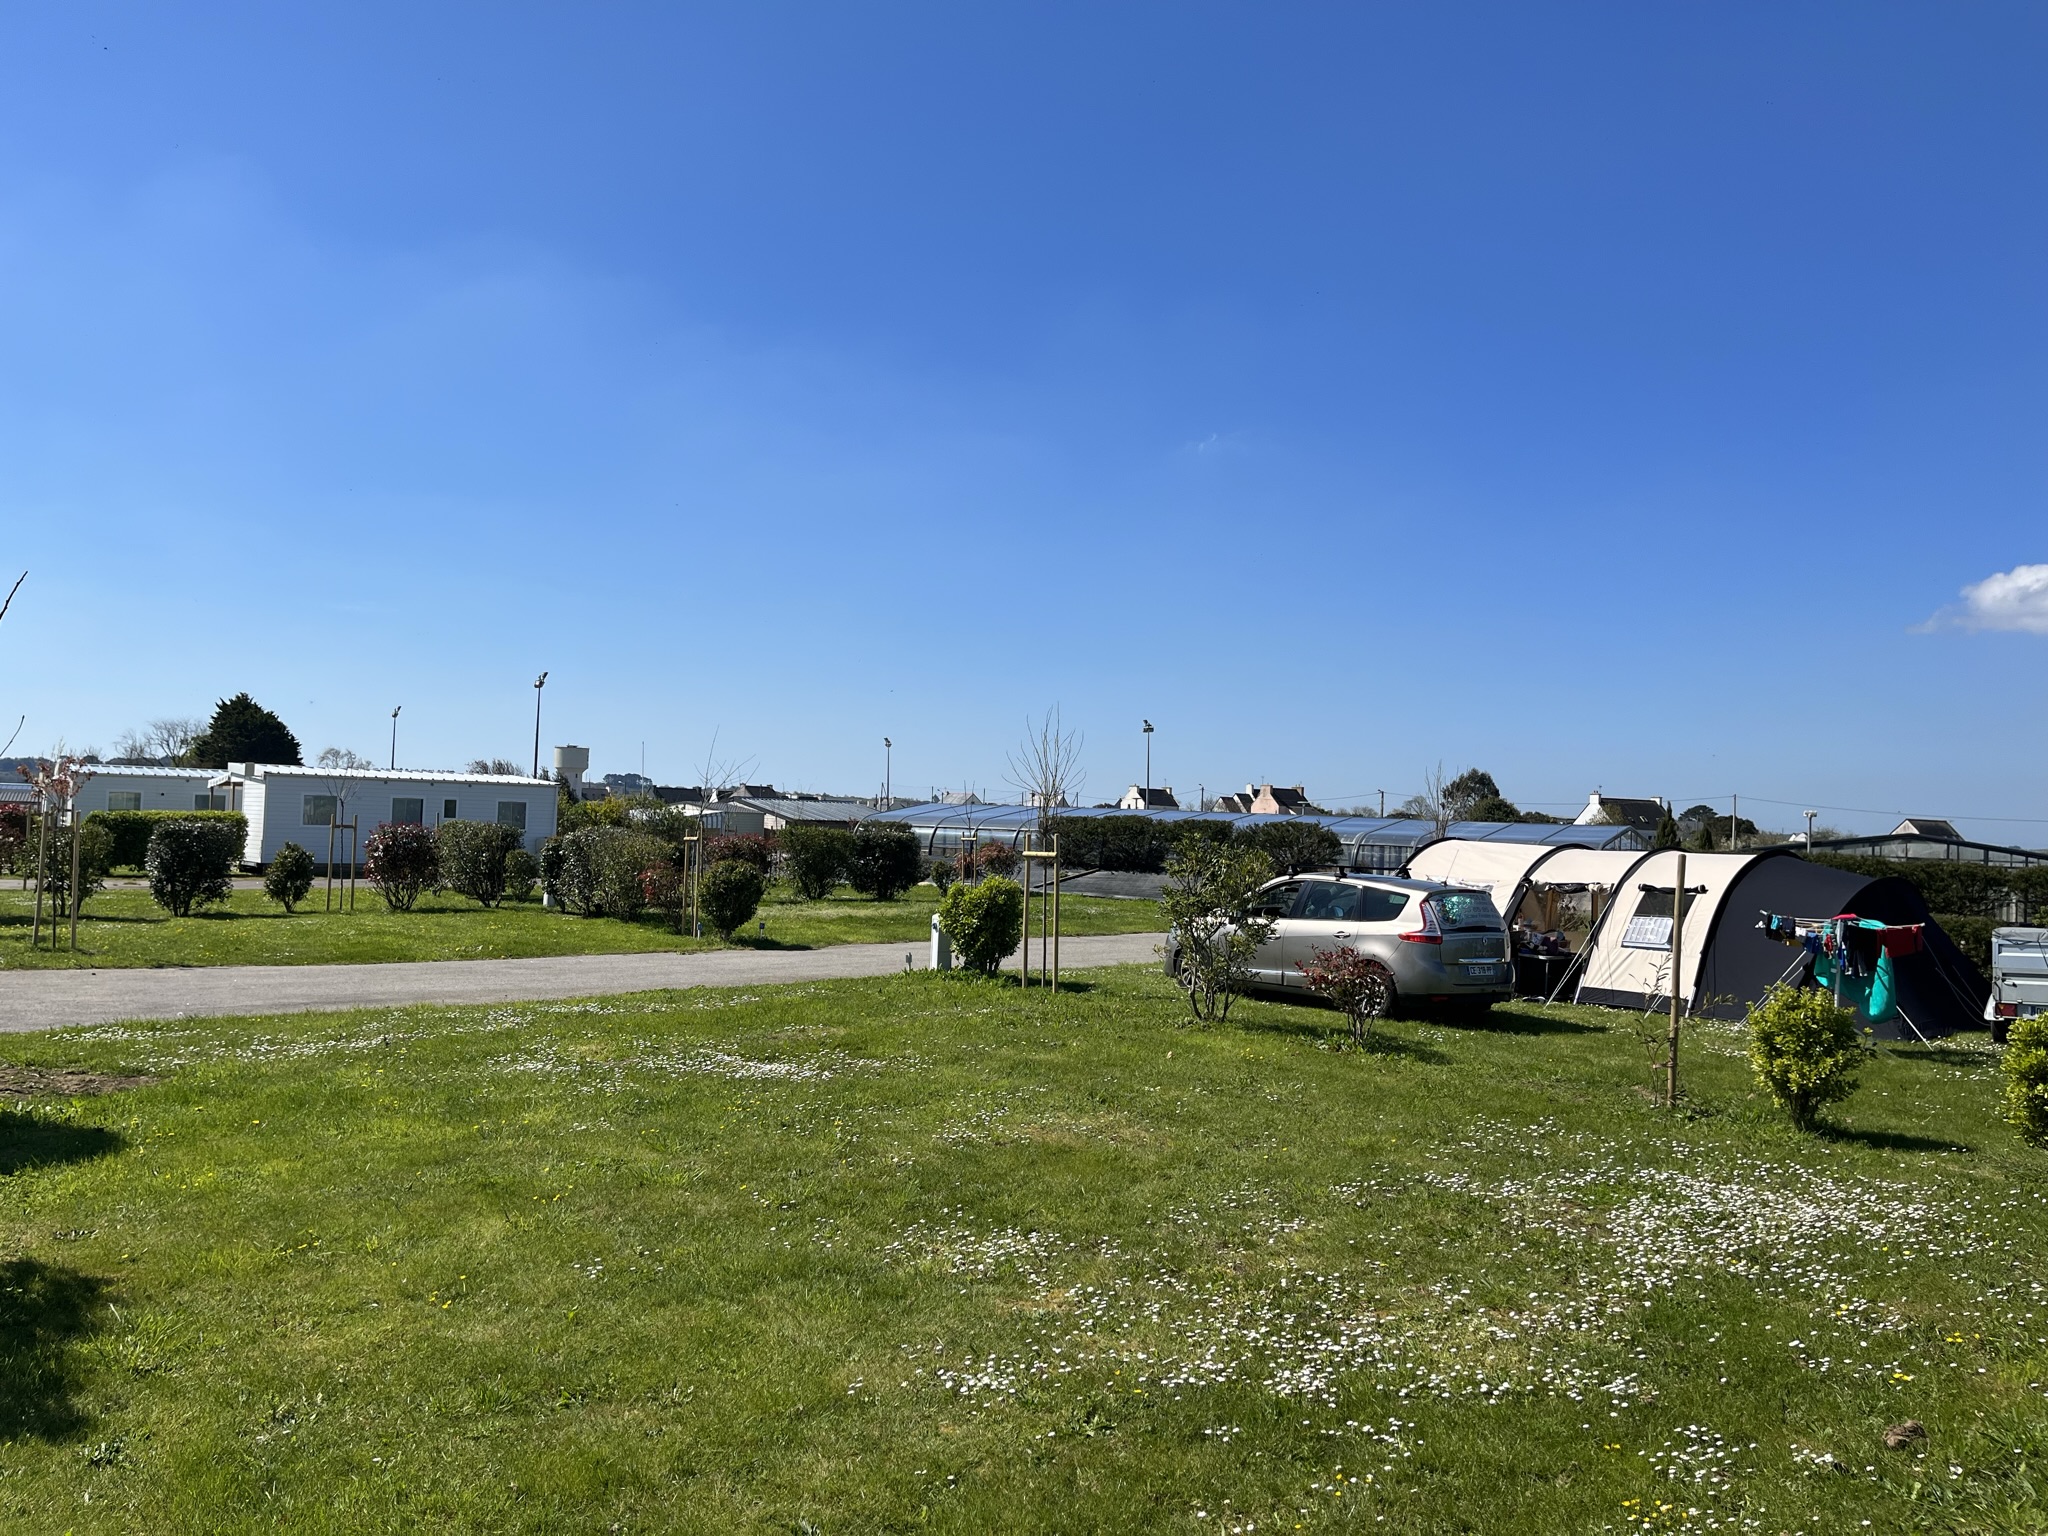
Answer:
(1357, 961, 1398, 1020)
(1174, 949, 1202, 992)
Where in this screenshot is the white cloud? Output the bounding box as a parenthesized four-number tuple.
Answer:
(1924, 563, 2048, 635)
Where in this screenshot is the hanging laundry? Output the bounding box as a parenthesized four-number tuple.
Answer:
(1869, 950, 1897, 1022)
(1876, 924, 1924, 958)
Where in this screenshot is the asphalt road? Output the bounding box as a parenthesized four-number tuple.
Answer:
(0, 932, 1169, 1033)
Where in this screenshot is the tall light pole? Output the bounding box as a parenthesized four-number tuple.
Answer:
(389, 705, 401, 771)
(1142, 719, 1153, 805)
(1805, 809, 1817, 848)
(883, 737, 892, 809)
(531, 672, 548, 779)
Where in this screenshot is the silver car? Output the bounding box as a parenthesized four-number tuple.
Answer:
(1167, 873, 1512, 1020)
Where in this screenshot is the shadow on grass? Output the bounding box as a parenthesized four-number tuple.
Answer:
(0, 1111, 127, 1177)
(0, 1257, 110, 1440)
(1450, 1005, 1606, 1037)
(1232, 997, 1452, 1062)
(1820, 1124, 1973, 1155)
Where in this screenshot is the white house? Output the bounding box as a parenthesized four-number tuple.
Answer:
(217, 763, 558, 868)
(74, 764, 225, 814)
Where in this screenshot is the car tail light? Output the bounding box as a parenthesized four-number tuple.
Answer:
(1399, 901, 1444, 945)
(1998, 1002, 2020, 1019)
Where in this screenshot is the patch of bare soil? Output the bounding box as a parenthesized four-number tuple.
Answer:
(0, 1066, 157, 1098)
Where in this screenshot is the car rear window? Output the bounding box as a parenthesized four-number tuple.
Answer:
(1430, 890, 1503, 931)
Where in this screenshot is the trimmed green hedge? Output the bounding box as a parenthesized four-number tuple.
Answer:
(85, 809, 248, 871)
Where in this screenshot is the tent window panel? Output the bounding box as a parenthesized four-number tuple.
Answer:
(1620, 887, 1700, 950)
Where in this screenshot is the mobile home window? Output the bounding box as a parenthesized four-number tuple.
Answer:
(496, 800, 528, 831)
(107, 791, 143, 813)
(303, 794, 339, 826)
(443, 798, 459, 821)
(392, 797, 425, 825)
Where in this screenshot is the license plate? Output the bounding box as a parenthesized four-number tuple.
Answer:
(1464, 964, 1499, 982)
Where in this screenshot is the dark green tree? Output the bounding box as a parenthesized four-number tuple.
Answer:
(1465, 793, 1524, 823)
(190, 693, 302, 769)
(1442, 769, 1502, 822)
(1651, 809, 1683, 850)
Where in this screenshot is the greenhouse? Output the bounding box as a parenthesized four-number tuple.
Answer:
(862, 802, 1645, 873)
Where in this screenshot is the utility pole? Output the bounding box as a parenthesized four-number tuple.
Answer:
(390, 705, 401, 771)
(531, 672, 548, 779)
(1666, 850, 1688, 1108)
(1378, 789, 1386, 817)
(1730, 794, 1739, 853)
(883, 737, 892, 810)
(1805, 809, 1818, 848)
(1142, 719, 1153, 804)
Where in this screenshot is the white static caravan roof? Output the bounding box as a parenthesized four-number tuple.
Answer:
(73, 764, 221, 815)
(1573, 849, 1773, 1012)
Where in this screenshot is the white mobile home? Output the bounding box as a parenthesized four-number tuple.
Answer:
(218, 763, 558, 868)
(74, 765, 225, 814)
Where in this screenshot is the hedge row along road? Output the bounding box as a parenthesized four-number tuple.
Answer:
(0, 931, 1168, 1032)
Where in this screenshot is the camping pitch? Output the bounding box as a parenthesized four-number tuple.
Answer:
(1404, 840, 1987, 1040)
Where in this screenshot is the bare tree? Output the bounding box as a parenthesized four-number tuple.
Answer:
(1007, 707, 1085, 828)
(1393, 762, 1452, 839)
(317, 747, 375, 770)
(147, 717, 204, 763)
(466, 758, 522, 776)
(695, 727, 758, 799)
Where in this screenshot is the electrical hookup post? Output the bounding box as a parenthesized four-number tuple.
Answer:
(1016, 830, 1061, 992)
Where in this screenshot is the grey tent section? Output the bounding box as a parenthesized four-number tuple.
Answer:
(1689, 855, 1987, 1040)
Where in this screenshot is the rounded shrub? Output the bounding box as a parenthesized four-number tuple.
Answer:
(364, 822, 440, 913)
(705, 833, 773, 875)
(503, 847, 540, 902)
(2002, 1015, 2048, 1146)
(781, 823, 852, 900)
(928, 858, 956, 893)
(938, 875, 1025, 975)
(1746, 986, 1866, 1131)
(974, 842, 1019, 879)
(702, 858, 766, 939)
(435, 819, 523, 908)
(847, 824, 922, 902)
(543, 827, 669, 917)
(264, 842, 316, 912)
(145, 817, 243, 917)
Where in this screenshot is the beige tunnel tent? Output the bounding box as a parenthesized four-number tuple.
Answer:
(1405, 838, 1988, 1036)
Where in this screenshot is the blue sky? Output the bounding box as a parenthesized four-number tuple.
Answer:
(3, 4, 2044, 834)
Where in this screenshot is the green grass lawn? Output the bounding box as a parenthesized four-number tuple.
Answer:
(1, 970, 2043, 1533)
(0, 883, 1163, 969)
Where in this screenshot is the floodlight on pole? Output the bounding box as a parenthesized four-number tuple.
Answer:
(390, 705, 401, 771)
(1805, 809, 1817, 847)
(883, 737, 892, 809)
(1142, 719, 1153, 804)
(532, 672, 549, 779)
